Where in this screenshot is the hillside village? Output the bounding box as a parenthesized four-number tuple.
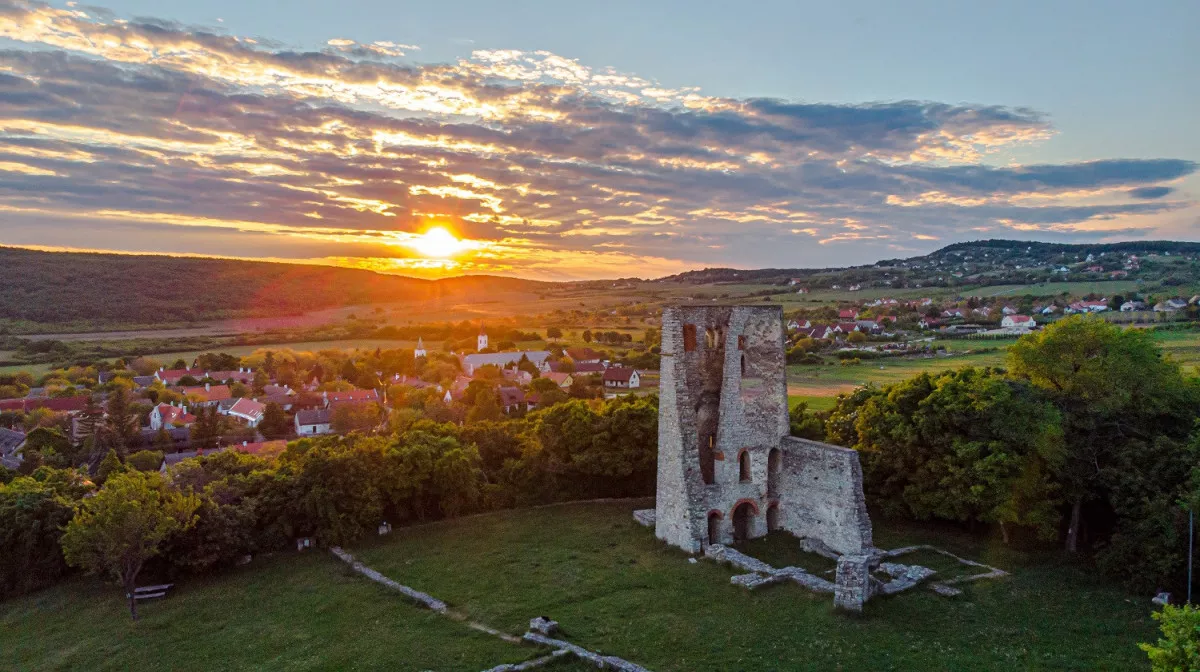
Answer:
(0, 325, 647, 471)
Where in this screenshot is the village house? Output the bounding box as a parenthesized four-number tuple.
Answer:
(1001, 314, 1036, 330)
(461, 351, 551, 375)
(295, 408, 333, 435)
(602, 367, 641, 390)
(324, 389, 380, 406)
(541, 372, 574, 389)
(571, 361, 607, 375)
(155, 367, 205, 385)
(224, 398, 266, 427)
(566, 347, 603, 364)
(837, 309, 859, 320)
(502, 368, 533, 386)
(206, 368, 254, 384)
(181, 383, 232, 405)
(149, 403, 196, 430)
(1120, 300, 1146, 312)
(0, 427, 26, 470)
(497, 387, 527, 414)
(785, 319, 810, 331)
(0, 396, 90, 415)
(1067, 300, 1109, 313)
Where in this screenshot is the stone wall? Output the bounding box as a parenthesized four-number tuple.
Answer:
(778, 437, 873, 555)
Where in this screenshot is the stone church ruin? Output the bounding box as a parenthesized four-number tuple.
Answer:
(639, 305, 1007, 611)
(654, 305, 873, 556)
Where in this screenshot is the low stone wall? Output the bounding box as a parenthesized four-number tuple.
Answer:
(778, 436, 873, 555)
(330, 546, 447, 612)
(523, 632, 652, 672)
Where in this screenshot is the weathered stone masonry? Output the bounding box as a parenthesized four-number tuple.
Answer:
(655, 305, 873, 558)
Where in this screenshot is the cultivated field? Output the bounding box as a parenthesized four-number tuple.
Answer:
(0, 501, 1156, 671)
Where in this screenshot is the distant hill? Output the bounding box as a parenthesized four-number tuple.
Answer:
(0, 247, 548, 330)
(657, 239, 1200, 289)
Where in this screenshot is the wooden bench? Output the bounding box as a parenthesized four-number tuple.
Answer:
(132, 583, 174, 601)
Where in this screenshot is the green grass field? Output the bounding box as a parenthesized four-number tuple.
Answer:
(0, 501, 1157, 670)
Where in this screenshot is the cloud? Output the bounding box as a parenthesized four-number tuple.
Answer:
(0, 0, 1193, 279)
(1129, 186, 1174, 199)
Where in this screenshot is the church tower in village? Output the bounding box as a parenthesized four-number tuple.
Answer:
(477, 324, 488, 352)
(414, 337, 427, 358)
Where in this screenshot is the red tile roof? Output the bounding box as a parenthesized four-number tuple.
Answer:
(603, 367, 637, 383)
(181, 385, 232, 402)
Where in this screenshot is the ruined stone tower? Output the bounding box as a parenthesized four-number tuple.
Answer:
(655, 305, 873, 556)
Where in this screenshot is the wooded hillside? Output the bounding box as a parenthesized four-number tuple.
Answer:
(0, 248, 546, 330)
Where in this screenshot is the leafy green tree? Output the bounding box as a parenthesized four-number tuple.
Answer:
(95, 448, 125, 485)
(1139, 604, 1200, 671)
(788, 402, 825, 440)
(546, 327, 562, 340)
(0, 470, 91, 598)
(153, 427, 174, 452)
(1008, 316, 1200, 554)
(61, 470, 199, 620)
(331, 403, 382, 434)
(22, 426, 73, 467)
(127, 450, 164, 472)
(582, 329, 593, 343)
(104, 387, 140, 457)
(259, 402, 290, 439)
(466, 389, 501, 424)
(191, 406, 226, 452)
(831, 368, 1064, 542)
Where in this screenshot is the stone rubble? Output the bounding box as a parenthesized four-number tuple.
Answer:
(529, 616, 559, 636)
(876, 563, 937, 596)
(632, 509, 656, 527)
(930, 583, 963, 597)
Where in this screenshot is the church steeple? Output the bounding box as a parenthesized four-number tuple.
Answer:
(477, 323, 488, 352)
(414, 337, 427, 358)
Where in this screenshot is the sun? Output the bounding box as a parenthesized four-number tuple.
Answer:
(412, 227, 463, 258)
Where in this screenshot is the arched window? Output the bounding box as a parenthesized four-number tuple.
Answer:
(707, 510, 722, 546)
(738, 450, 751, 482)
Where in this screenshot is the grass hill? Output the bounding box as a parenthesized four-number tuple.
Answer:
(0, 501, 1155, 671)
(0, 247, 548, 331)
(660, 239, 1200, 290)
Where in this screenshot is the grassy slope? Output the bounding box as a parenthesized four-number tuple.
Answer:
(349, 501, 1153, 671)
(0, 502, 1156, 671)
(0, 552, 540, 672)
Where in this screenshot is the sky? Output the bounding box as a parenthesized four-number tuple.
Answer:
(0, 0, 1196, 280)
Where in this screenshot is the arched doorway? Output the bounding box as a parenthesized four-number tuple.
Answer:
(766, 503, 780, 532)
(707, 511, 722, 546)
(767, 448, 781, 497)
(732, 501, 757, 542)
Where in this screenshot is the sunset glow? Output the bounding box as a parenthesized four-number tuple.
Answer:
(411, 227, 465, 258)
(0, 1, 1191, 280)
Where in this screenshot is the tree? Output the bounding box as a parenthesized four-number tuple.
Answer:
(1139, 604, 1200, 671)
(191, 406, 226, 452)
(847, 330, 867, 344)
(104, 388, 140, 457)
(61, 470, 199, 620)
(259, 402, 290, 439)
(96, 449, 125, 485)
(546, 327, 562, 340)
(127, 450, 164, 472)
(0, 470, 91, 598)
(1008, 316, 1200, 555)
(331, 403, 383, 434)
(466, 389, 501, 424)
(582, 329, 593, 343)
